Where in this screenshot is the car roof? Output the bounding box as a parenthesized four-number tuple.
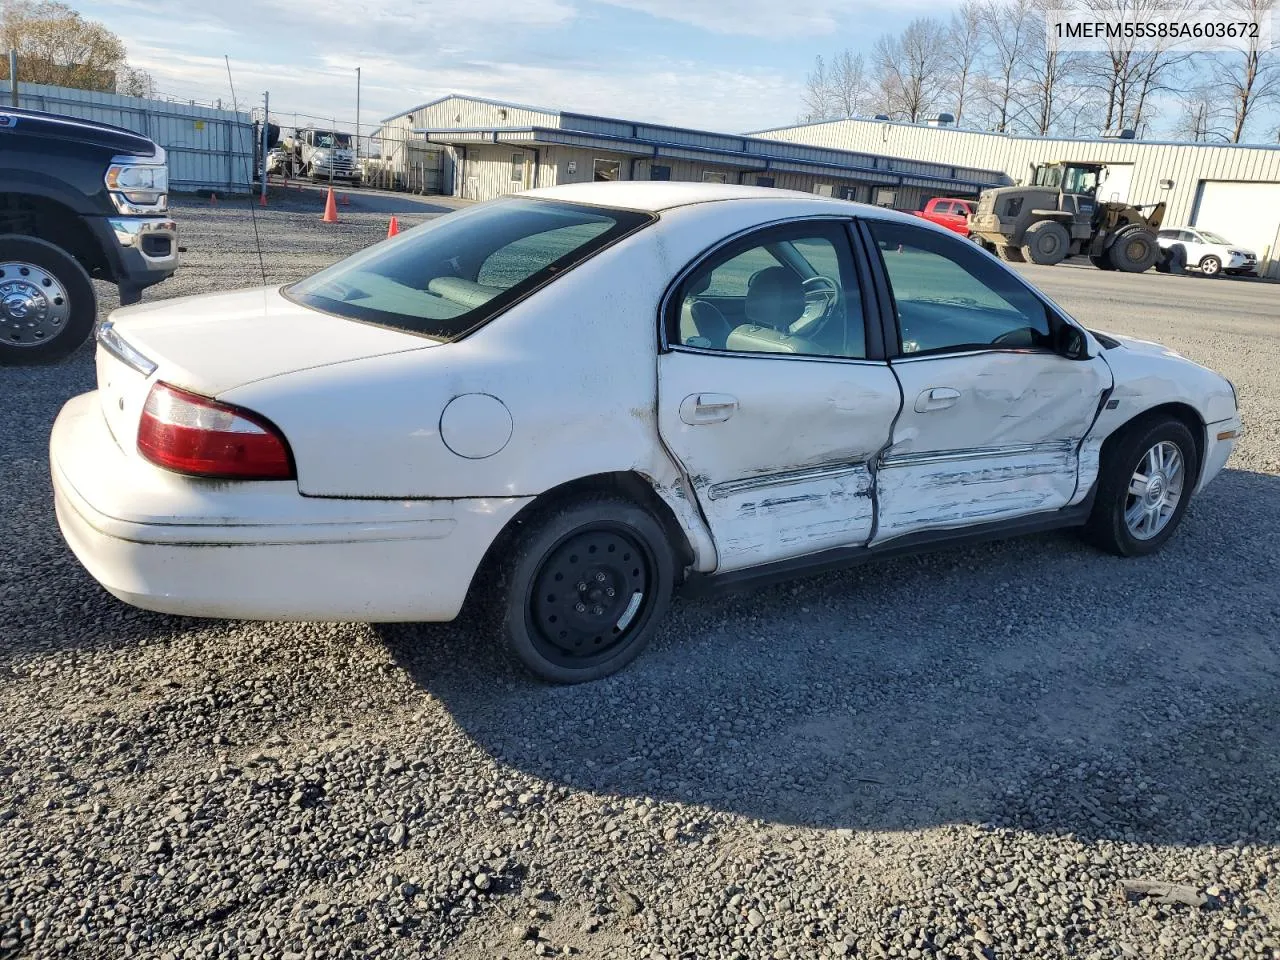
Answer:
(520, 180, 919, 223)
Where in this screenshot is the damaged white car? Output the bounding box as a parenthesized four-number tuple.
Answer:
(51, 182, 1241, 682)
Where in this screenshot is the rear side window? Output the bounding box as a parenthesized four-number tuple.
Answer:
(286, 198, 653, 341)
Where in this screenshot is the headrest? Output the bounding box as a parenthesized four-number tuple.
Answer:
(744, 267, 804, 330)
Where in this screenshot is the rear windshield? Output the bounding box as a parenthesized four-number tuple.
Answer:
(285, 198, 654, 341)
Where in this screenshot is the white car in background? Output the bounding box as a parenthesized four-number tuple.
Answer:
(50, 182, 1241, 683)
(1156, 227, 1259, 277)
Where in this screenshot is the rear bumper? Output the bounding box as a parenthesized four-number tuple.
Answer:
(50, 391, 530, 621)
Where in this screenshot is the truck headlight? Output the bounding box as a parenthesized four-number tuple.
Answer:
(106, 156, 169, 212)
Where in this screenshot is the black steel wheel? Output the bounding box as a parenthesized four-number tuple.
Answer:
(492, 494, 676, 683)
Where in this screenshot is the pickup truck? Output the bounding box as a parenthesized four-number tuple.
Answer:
(912, 197, 976, 237)
(1, 107, 178, 364)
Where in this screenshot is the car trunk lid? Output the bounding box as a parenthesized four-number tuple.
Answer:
(95, 285, 434, 456)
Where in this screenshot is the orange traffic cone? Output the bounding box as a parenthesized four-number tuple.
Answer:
(339, 193, 350, 206)
(322, 187, 338, 223)
(387, 216, 400, 238)
(259, 192, 267, 207)
(209, 193, 218, 206)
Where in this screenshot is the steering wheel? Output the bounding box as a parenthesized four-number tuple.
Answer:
(793, 275, 841, 337)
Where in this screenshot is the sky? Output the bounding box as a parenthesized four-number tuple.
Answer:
(74, 0, 955, 133)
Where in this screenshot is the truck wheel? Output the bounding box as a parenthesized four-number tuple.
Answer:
(1107, 229, 1160, 273)
(1021, 221, 1070, 265)
(998, 245, 1025, 263)
(0, 236, 96, 365)
(1089, 253, 1116, 271)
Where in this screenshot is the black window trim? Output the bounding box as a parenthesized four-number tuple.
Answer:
(658, 215, 887, 364)
(283, 196, 657, 344)
(858, 215, 1072, 362)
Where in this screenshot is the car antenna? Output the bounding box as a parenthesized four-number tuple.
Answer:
(223, 55, 268, 289)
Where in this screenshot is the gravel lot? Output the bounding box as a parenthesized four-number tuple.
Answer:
(2, 191, 1278, 960)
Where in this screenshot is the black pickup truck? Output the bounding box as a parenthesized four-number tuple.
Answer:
(0, 107, 178, 364)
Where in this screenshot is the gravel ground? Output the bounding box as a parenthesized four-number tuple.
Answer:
(2, 193, 1278, 960)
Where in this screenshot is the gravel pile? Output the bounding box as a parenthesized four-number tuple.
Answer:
(1, 203, 1277, 959)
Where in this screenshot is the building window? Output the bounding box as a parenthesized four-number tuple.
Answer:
(511, 153, 524, 183)
(593, 158, 621, 182)
(838, 186, 859, 201)
(814, 183, 834, 197)
(650, 164, 672, 181)
(756, 176, 776, 188)
(873, 187, 897, 207)
(702, 170, 728, 183)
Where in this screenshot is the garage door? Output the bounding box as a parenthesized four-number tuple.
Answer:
(1097, 163, 1133, 203)
(1192, 180, 1280, 279)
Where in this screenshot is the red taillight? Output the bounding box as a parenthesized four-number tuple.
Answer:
(137, 382, 295, 480)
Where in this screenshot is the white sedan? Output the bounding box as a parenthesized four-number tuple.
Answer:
(1156, 227, 1259, 277)
(51, 182, 1242, 683)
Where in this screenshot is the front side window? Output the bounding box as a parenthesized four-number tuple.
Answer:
(670, 222, 867, 360)
(287, 198, 653, 341)
(868, 220, 1052, 355)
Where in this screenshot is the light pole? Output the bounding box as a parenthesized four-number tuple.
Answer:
(355, 66, 361, 161)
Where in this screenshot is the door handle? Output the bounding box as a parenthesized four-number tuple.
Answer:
(679, 393, 738, 424)
(915, 387, 961, 412)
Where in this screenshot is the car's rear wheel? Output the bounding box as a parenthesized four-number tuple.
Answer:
(492, 495, 676, 683)
(1084, 416, 1199, 557)
(1200, 255, 1222, 277)
(0, 236, 96, 365)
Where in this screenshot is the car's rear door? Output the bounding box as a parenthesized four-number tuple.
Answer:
(861, 218, 1113, 544)
(656, 218, 901, 573)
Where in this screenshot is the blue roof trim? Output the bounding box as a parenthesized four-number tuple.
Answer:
(416, 124, 1001, 190)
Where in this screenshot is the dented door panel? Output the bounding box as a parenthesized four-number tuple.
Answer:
(873, 351, 1111, 543)
(657, 350, 901, 572)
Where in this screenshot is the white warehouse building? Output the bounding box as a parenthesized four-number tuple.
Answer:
(754, 117, 1280, 279)
(377, 95, 1008, 213)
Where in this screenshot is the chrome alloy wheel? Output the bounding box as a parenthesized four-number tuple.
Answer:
(0, 261, 71, 347)
(1124, 440, 1185, 540)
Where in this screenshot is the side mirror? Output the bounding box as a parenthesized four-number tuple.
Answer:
(1055, 322, 1089, 360)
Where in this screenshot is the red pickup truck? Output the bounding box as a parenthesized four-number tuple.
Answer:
(913, 197, 976, 236)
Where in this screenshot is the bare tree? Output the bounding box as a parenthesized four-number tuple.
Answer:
(874, 17, 949, 122)
(973, 0, 1034, 132)
(1211, 0, 1280, 142)
(1174, 83, 1231, 141)
(944, 0, 987, 124)
(829, 50, 873, 119)
(1012, 0, 1087, 134)
(801, 55, 836, 121)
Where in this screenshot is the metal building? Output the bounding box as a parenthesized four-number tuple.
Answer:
(378, 94, 1007, 212)
(14, 81, 255, 194)
(754, 117, 1280, 279)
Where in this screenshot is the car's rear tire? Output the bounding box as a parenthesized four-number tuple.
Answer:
(491, 494, 676, 683)
(998, 245, 1025, 263)
(1021, 220, 1070, 265)
(0, 235, 97, 365)
(1083, 416, 1200, 557)
(1200, 255, 1222, 277)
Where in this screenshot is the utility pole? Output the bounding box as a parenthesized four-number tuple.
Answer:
(8, 49, 18, 107)
(355, 66, 361, 160)
(261, 91, 270, 205)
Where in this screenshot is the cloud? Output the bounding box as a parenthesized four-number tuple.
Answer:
(590, 0, 843, 37)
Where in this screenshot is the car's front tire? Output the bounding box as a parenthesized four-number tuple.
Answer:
(1084, 416, 1200, 557)
(0, 236, 97, 365)
(491, 495, 676, 683)
(1200, 255, 1222, 277)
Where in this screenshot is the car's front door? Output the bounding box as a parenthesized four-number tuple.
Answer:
(657, 220, 901, 573)
(862, 219, 1113, 544)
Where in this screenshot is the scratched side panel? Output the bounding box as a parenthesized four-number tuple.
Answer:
(875, 450, 1077, 540)
(703, 468, 875, 571)
(873, 351, 1110, 543)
